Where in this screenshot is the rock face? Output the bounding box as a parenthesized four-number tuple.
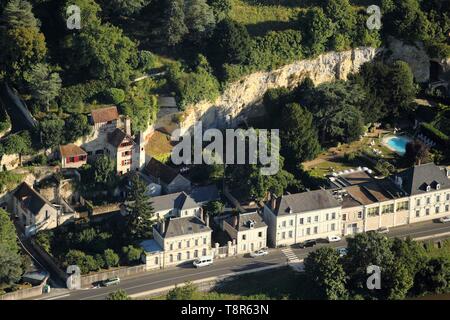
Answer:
(386, 38, 431, 83)
(180, 47, 379, 132)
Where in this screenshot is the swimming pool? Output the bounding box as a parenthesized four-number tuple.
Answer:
(385, 136, 412, 155)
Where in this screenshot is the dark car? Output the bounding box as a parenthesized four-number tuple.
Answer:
(298, 239, 317, 248)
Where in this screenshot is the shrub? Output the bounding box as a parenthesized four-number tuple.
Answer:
(104, 88, 126, 105)
(420, 123, 450, 147)
(121, 245, 143, 265)
(103, 249, 119, 268)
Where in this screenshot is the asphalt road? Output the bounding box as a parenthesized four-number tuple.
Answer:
(35, 220, 450, 300)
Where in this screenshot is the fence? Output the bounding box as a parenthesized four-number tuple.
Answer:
(0, 277, 48, 300)
(80, 265, 147, 288)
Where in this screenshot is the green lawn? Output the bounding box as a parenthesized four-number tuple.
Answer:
(229, 0, 303, 36)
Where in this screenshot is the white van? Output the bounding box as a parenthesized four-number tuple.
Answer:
(193, 256, 213, 268)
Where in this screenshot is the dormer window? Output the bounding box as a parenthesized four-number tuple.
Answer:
(286, 207, 293, 214)
(426, 185, 431, 192)
(436, 183, 441, 190)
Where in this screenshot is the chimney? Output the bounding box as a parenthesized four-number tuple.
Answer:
(271, 196, 277, 210)
(160, 220, 166, 234)
(205, 213, 209, 227)
(233, 215, 238, 228)
(125, 117, 131, 135)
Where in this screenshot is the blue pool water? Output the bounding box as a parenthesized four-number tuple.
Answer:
(386, 136, 412, 155)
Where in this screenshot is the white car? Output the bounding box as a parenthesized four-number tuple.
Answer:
(439, 216, 450, 223)
(327, 235, 342, 243)
(193, 256, 214, 268)
(249, 248, 269, 258)
(377, 227, 389, 234)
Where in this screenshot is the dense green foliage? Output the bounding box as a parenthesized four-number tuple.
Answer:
(0, 209, 22, 287)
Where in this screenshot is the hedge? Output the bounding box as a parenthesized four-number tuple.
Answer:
(420, 123, 450, 146)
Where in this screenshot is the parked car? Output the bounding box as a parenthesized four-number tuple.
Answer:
(193, 256, 214, 268)
(327, 235, 342, 243)
(102, 277, 120, 287)
(439, 216, 450, 223)
(298, 239, 317, 248)
(336, 248, 348, 257)
(250, 248, 269, 258)
(376, 227, 389, 234)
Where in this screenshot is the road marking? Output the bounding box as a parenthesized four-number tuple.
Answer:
(79, 257, 284, 300)
(42, 294, 71, 300)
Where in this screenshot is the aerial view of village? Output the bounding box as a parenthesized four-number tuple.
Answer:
(0, 0, 450, 309)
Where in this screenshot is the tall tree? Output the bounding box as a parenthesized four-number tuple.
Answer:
(207, 18, 251, 67)
(404, 140, 430, 166)
(93, 155, 116, 186)
(281, 103, 321, 170)
(1, 0, 39, 28)
(39, 116, 65, 149)
(24, 63, 61, 109)
(0, 209, 22, 286)
(104, 0, 150, 16)
(126, 173, 154, 239)
(208, 0, 231, 22)
(184, 0, 216, 43)
(163, 0, 188, 47)
(64, 113, 92, 143)
(298, 7, 334, 56)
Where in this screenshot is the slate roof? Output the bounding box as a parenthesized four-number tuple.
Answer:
(108, 128, 134, 148)
(398, 163, 450, 195)
(158, 216, 211, 238)
(144, 158, 180, 185)
(13, 183, 54, 216)
(225, 212, 267, 232)
(189, 185, 220, 204)
(271, 189, 340, 216)
(91, 106, 119, 124)
(151, 192, 199, 213)
(59, 144, 87, 158)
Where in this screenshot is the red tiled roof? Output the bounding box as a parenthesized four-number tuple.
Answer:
(91, 106, 119, 124)
(59, 144, 87, 158)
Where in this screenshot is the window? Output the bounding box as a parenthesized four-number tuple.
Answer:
(122, 150, 132, 157)
(436, 195, 441, 202)
(306, 228, 311, 235)
(299, 218, 304, 225)
(368, 207, 379, 216)
(342, 214, 347, 221)
(446, 205, 450, 212)
(436, 206, 440, 214)
(382, 204, 395, 214)
(195, 239, 199, 246)
(416, 199, 421, 206)
(313, 227, 318, 234)
(416, 210, 420, 218)
(203, 238, 207, 245)
(177, 253, 181, 261)
(331, 223, 335, 231)
(357, 212, 363, 219)
(178, 242, 182, 249)
(447, 194, 450, 201)
(186, 252, 190, 260)
(242, 234, 246, 240)
(154, 257, 159, 265)
(186, 240, 190, 248)
(289, 220, 293, 226)
(194, 250, 198, 258)
(396, 201, 409, 211)
(258, 232, 262, 237)
(314, 216, 319, 222)
(169, 254, 173, 263)
(170, 243, 173, 250)
(122, 159, 132, 166)
(203, 249, 207, 256)
(288, 231, 293, 238)
(282, 221, 286, 227)
(331, 212, 336, 219)
(307, 217, 311, 224)
(426, 208, 430, 216)
(281, 232, 286, 239)
(326, 213, 329, 221)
